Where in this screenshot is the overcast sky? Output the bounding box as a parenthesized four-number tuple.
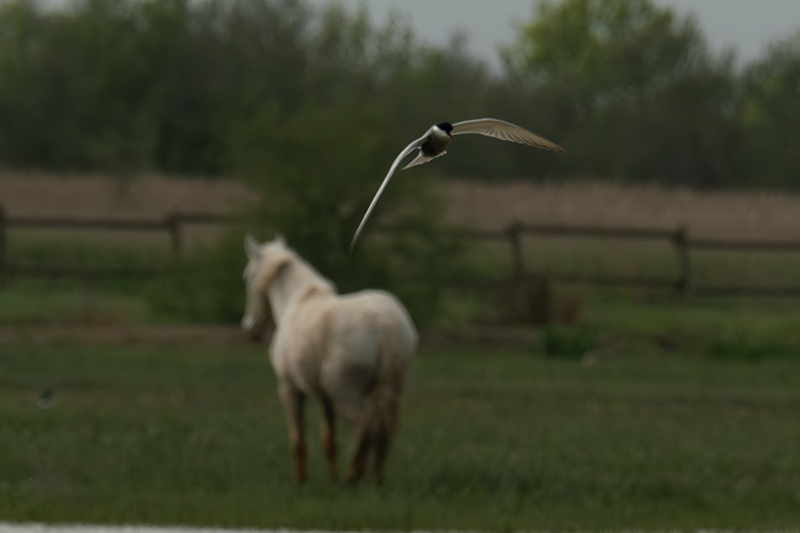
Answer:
(319, 0, 800, 70)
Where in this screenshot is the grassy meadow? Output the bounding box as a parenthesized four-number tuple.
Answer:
(3, 175, 800, 530)
(2, 311, 800, 530)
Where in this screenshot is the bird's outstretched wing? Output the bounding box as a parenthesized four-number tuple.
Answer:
(452, 118, 567, 154)
(350, 132, 429, 251)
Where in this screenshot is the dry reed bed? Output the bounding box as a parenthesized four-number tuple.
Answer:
(441, 180, 800, 242)
(4, 171, 800, 242)
(0, 171, 255, 220)
(0, 171, 257, 249)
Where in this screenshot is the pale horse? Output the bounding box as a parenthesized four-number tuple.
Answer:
(241, 234, 417, 483)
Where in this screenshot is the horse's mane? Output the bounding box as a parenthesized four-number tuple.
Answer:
(260, 245, 338, 323)
(281, 248, 337, 296)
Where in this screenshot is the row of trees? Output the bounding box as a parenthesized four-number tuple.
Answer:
(2, 0, 800, 190)
(3, 0, 800, 322)
(0, 0, 491, 176)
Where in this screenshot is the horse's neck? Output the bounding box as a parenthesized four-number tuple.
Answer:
(267, 259, 332, 322)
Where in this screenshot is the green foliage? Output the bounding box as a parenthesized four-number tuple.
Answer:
(0, 0, 190, 171)
(0, 0, 396, 173)
(0, 282, 153, 325)
(148, 232, 249, 323)
(0, 237, 169, 324)
(0, 0, 500, 178)
(705, 335, 800, 361)
(541, 325, 596, 358)
(502, 0, 742, 187)
(505, 0, 702, 91)
(5, 0, 800, 189)
(228, 98, 461, 326)
(6, 236, 169, 273)
(740, 31, 800, 188)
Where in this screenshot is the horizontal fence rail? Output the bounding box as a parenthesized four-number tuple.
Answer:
(2, 206, 800, 298)
(4, 264, 162, 279)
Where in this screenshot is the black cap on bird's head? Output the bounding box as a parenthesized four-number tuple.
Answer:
(435, 122, 453, 135)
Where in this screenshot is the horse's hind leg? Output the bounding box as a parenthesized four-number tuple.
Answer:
(369, 423, 390, 485)
(278, 382, 307, 483)
(346, 412, 373, 483)
(320, 396, 338, 480)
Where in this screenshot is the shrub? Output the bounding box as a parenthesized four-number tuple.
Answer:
(228, 102, 459, 326)
(541, 326, 596, 359)
(148, 232, 248, 323)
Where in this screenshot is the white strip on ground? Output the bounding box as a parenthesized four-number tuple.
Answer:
(0, 526, 481, 533)
(3, 524, 797, 533)
(0, 525, 360, 533)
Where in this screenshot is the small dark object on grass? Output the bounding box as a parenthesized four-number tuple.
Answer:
(37, 388, 55, 409)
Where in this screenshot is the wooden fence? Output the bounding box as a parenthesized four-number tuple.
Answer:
(2, 206, 800, 297)
(493, 221, 800, 298)
(0, 209, 234, 285)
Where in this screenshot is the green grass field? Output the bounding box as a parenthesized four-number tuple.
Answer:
(2, 334, 800, 531)
(4, 231, 800, 530)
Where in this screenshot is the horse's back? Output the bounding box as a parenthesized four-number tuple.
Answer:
(332, 290, 416, 354)
(321, 290, 416, 423)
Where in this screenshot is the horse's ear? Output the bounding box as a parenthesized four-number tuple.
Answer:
(245, 234, 261, 260)
(275, 233, 286, 246)
(258, 247, 293, 291)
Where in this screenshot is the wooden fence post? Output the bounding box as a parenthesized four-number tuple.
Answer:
(0, 205, 6, 288)
(673, 225, 691, 299)
(505, 221, 531, 321)
(167, 213, 182, 258)
(506, 221, 524, 280)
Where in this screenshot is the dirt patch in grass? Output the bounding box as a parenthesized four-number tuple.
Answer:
(0, 324, 255, 348)
(0, 324, 535, 351)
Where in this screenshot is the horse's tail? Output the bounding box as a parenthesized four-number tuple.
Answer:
(349, 309, 416, 483)
(368, 314, 415, 451)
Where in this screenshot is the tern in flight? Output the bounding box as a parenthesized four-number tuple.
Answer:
(350, 118, 566, 250)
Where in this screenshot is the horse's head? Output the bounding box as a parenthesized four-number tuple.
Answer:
(241, 233, 293, 340)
